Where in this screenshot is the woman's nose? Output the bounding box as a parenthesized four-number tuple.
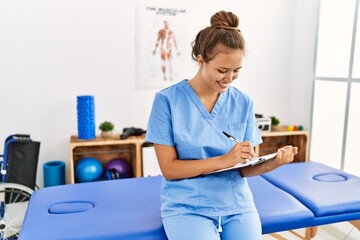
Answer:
(226, 72, 234, 81)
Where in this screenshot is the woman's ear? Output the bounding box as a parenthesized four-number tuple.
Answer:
(197, 55, 205, 67)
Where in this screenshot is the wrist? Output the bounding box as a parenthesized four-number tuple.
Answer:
(218, 155, 230, 169)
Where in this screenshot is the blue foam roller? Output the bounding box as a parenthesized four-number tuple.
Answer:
(77, 95, 96, 140)
(43, 161, 66, 187)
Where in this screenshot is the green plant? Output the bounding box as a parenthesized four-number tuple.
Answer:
(270, 116, 280, 126)
(99, 121, 114, 132)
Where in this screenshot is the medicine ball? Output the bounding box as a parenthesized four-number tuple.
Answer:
(75, 157, 103, 183)
(105, 158, 132, 179)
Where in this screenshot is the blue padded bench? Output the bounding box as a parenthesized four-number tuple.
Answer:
(247, 175, 314, 234)
(19, 162, 360, 240)
(20, 176, 166, 240)
(261, 162, 360, 226)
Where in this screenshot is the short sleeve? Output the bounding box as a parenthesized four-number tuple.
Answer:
(145, 93, 175, 146)
(244, 100, 263, 147)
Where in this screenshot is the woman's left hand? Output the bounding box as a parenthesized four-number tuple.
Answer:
(240, 145, 298, 177)
(273, 145, 298, 167)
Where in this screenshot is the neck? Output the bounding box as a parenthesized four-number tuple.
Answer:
(188, 75, 220, 113)
(188, 75, 219, 99)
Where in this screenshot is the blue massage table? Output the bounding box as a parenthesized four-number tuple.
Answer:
(19, 162, 360, 240)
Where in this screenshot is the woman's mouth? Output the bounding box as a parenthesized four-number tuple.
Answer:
(217, 81, 230, 88)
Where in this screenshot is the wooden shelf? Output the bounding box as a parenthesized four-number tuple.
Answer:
(255, 131, 309, 162)
(70, 134, 146, 183)
(70, 131, 308, 183)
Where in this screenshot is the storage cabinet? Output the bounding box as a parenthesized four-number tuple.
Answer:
(70, 131, 308, 183)
(70, 135, 146, 183)
(255, 131, 309, 162)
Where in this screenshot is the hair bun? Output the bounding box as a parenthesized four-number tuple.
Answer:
(191, 10, 245, 62)
(210, 10, 239, 28)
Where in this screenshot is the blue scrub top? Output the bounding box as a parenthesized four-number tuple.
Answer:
(146, 80, 262, 217)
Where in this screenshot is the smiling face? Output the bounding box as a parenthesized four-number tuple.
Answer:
(197, 45, 244, 93)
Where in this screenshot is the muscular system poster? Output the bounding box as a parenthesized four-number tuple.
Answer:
(135, 2, 190, 88)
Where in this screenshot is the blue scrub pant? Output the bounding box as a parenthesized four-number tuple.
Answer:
(163, 211, 262, 240)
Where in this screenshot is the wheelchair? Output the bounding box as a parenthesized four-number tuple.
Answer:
(0, 134, 40, 240)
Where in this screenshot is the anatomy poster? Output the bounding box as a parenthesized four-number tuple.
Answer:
(135, 2, 191, 88)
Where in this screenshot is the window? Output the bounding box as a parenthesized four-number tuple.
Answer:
(344, 83, 360, 173)
(310, 0, 360, 176)
(315, 0, 355, 78)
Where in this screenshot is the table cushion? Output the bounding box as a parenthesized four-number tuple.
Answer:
(19, 176, 166, 240)
(262, 162, 360, 220)
(248, 176, 314, 233)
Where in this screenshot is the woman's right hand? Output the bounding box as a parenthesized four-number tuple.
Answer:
(154, 142, 257, 180)
(223, 141, 257, 168)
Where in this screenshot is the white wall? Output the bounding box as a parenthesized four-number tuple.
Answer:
(0, 0, 318, 187)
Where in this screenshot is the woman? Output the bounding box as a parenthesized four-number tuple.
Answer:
(146, 10, 298, 240)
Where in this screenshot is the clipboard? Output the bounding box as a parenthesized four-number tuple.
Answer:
(205, 152, 277, 175)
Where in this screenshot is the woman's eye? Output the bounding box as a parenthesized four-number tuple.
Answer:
(218, 70, 226, 74)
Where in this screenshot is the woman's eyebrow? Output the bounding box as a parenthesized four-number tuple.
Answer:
(218, 66, 243, 70)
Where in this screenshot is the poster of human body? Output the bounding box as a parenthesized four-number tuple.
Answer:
(135, 2, 191, 88)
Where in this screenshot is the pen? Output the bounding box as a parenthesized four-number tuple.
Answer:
(222, 131, 239, 143)
(222, 131, 259, 158)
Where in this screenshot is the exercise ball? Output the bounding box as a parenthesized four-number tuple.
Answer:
(105, 158, 131, 178)
(75, 157, 103, 182)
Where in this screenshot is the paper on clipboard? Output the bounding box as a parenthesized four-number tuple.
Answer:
(205, 152, 277, 175)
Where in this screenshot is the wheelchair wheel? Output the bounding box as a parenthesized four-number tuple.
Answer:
(0, 183, 33, 240)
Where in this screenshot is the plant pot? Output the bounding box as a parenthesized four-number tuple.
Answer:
(101, 131, 113, 138)
(271, 125, 288, 132)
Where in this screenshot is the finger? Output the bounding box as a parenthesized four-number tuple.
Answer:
(249, 148, 258, 158)
(240, 152, 253, 160)
(279, 148, 287, 158)
(239, 141, 252, 147)
(282, 148, 294, 163)
(283, 145, 293, 150)
(241, 147, 258, 159)
(251, 151, 258, 159)
(293, 147, 298, 155)
(240, 146, 253, 153)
